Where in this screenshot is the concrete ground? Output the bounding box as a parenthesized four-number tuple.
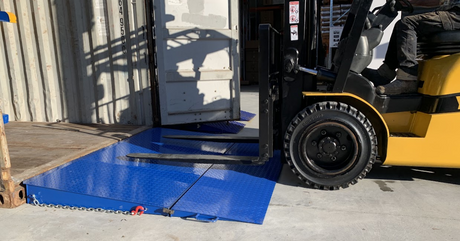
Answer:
(2, 85, 460, 241)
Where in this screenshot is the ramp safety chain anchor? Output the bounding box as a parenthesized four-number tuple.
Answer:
(131, 206, 147, 216)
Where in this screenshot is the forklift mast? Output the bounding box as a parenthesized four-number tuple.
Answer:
(260, 0, 362, 152)
(279, 0, 318, 148)
(262, 0, 404, 153)
(259, 1, 324, 156)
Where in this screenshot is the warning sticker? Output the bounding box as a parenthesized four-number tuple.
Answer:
(291, 25, 298, 41)
(329, 26, 343, 48)
(289, 1, 300, 24)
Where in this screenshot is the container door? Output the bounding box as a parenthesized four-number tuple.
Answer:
(153, 0, 240, 125)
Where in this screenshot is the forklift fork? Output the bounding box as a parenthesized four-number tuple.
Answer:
(127, 25, 280, 165)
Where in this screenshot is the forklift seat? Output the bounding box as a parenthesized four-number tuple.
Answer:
(418, 30, 460, 56)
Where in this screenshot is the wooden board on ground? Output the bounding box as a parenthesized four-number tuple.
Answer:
(4, 122, 150, 184)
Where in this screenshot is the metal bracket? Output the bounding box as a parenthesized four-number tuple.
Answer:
(162, 208, 175, 215)
(0, 185, 26, 208)
(181, 214, 219, 223)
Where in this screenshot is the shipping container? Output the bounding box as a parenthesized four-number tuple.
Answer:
(0, 0, 152, 125)
(153, 0, 241, 125)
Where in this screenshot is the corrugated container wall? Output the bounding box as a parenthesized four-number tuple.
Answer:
(0, 0, 153, 125)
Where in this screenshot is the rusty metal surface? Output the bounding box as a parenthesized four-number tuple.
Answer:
(0, 109, 25, 208)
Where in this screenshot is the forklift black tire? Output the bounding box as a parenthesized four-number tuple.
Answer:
(284, 101, 377, 190)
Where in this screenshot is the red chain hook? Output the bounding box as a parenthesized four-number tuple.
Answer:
(131, 206, 146, 216)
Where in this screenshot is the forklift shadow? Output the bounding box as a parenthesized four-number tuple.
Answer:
(366, 165, 460, 186)
(276, 163, 460, 188)
(276, 164, 313, 188)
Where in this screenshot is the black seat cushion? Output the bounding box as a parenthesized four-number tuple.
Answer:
(418, 30, 460, 56)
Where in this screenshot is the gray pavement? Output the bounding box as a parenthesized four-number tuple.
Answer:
(2, 85, 460, 241)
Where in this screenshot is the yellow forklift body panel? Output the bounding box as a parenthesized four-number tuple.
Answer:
(385, 112, 460, 168)
(384, 53, 460, 167)
(381, 112, 432, 137)
(419, 53, 460, 96)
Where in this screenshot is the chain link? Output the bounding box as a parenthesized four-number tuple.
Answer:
(30, 198, 131, 215)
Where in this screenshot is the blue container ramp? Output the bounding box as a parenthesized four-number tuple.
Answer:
(24, 128, 282, 224)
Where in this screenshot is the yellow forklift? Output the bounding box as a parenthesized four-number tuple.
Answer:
(130, 0, 460, 190)
(260, 0, 460, 189)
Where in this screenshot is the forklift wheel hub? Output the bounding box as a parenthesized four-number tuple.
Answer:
(299, 122, 359, 176)
(319, 137, 339, 154)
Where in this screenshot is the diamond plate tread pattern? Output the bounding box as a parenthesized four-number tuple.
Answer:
(25, 128, 231, 208)
(24, 128, 283, 224)
(171, 151, 282, 224)
(27, 159, 209, 207)
(240, 110, 256, 121)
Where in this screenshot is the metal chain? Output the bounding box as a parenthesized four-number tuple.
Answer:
(29, 195, 131, 215)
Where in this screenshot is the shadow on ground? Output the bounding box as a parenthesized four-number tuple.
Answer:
(276, 162, 460, 189)
(367, 164, 460, 185)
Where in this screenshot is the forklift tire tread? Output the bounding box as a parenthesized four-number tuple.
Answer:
(284, 101, 378, 190)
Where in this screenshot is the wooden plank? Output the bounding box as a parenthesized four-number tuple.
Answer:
(5, 122, 150, 184)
